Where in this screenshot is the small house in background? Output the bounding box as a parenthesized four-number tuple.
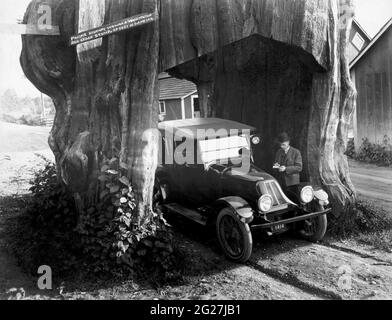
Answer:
(158, 73, 200, 121)
(348, 19, 372, 63)
(347, 19, 371, 140)
(350, 18, 392, 150)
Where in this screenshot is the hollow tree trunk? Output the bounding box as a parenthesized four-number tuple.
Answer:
(21, 0, 356, 221)
(167, 0, 357, 218)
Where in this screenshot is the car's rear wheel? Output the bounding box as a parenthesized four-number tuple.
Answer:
(298, 203, 328, 242)
(216, 208, 253, 263)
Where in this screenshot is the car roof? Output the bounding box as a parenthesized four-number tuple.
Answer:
(158, 118, 256, 139)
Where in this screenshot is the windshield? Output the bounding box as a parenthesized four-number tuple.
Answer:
(199, 135, 251, 165)
(210, 163, 261, 176)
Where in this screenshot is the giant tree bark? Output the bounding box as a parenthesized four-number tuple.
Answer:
(21, 0, 356, 221)
(21, 0, 160, 225)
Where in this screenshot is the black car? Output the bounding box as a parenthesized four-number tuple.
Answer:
(154, 118, 331, 262)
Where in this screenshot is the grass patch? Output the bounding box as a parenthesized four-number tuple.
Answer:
(329, 198, 392, 253)
(356, 230, 392, 252)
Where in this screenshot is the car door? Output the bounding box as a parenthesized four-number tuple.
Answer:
(174, 141, 221, 206)
(169, 138, 199, 204)
(182, 164, 222, 206)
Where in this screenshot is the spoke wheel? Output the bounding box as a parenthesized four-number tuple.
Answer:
(299, 203, 328, 242)
(216, 208, 253, 263)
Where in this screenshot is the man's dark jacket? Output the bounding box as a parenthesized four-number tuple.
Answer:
(274, 147, 303, 187)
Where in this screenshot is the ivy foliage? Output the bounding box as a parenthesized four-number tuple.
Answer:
(11, 156, 182, 281)
(77, 156, 178, 278)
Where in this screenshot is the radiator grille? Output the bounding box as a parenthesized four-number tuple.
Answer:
(258, 180, 287, 207)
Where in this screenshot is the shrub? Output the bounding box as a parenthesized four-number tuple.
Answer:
(1, 113, 43, 126)
(358, 136, 392, 166)
(11, 157, 81, 275)
(345, 138, 356, 159)
(347, 136, 392, 167)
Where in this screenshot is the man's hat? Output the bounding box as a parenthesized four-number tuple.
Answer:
(278, 132, 290, 143)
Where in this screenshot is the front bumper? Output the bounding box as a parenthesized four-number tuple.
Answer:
(250, 208, 332, 230)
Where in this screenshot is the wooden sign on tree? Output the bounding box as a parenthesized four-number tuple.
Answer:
(69, 12, 158, 46)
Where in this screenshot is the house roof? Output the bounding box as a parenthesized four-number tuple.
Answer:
(350, 18, 392, 69)
(352, 19, 371, 43)
(158, 118, 256, 139)
(159, 74, 197, 100)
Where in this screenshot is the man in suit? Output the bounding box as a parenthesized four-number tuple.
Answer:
(273, 132, 303, 193)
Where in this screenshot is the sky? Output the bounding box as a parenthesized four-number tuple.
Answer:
(0, 0, 391, 98)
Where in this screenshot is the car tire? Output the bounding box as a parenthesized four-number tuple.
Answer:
(298, 204, 328, 242)
(216, 207, 253, 263)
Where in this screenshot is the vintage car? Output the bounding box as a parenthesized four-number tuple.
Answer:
(154, 118, 331, 263)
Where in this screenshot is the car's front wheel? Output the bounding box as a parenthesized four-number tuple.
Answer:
(298, 203, 328, 242)
(216, 208, 253, 263)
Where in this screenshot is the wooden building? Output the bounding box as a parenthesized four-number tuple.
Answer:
(158, 73, 200, 121)
(350, 18, 392, 149)
(348, 19, 371, 63)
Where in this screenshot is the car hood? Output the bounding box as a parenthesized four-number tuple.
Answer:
(225, 170, 276, 183)
(222, 169, 296, 209)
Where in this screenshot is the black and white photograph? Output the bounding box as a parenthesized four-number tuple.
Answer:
(0, 0, 391, 306)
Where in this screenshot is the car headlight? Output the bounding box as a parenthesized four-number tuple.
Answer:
(251, 135, 261, 145)
(258, 195, 273, 212)
(300, 186, 314, 204)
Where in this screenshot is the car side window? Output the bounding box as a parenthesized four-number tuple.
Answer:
(161, 137, 167, 165)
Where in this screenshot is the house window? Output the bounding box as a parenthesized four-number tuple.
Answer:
(352, 33, 365, 51)
(191, 95, 201, 118)
(159, 101, 166, 115)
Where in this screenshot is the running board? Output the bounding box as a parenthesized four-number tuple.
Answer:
(164, 203, 208, 226)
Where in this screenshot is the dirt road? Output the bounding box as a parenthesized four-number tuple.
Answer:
(349, 160, 392, 212)
(166, 219, 392, 300)
(0, 121, 51, 153)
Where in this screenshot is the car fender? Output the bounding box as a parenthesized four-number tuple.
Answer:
(214, 196, 254, 224)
